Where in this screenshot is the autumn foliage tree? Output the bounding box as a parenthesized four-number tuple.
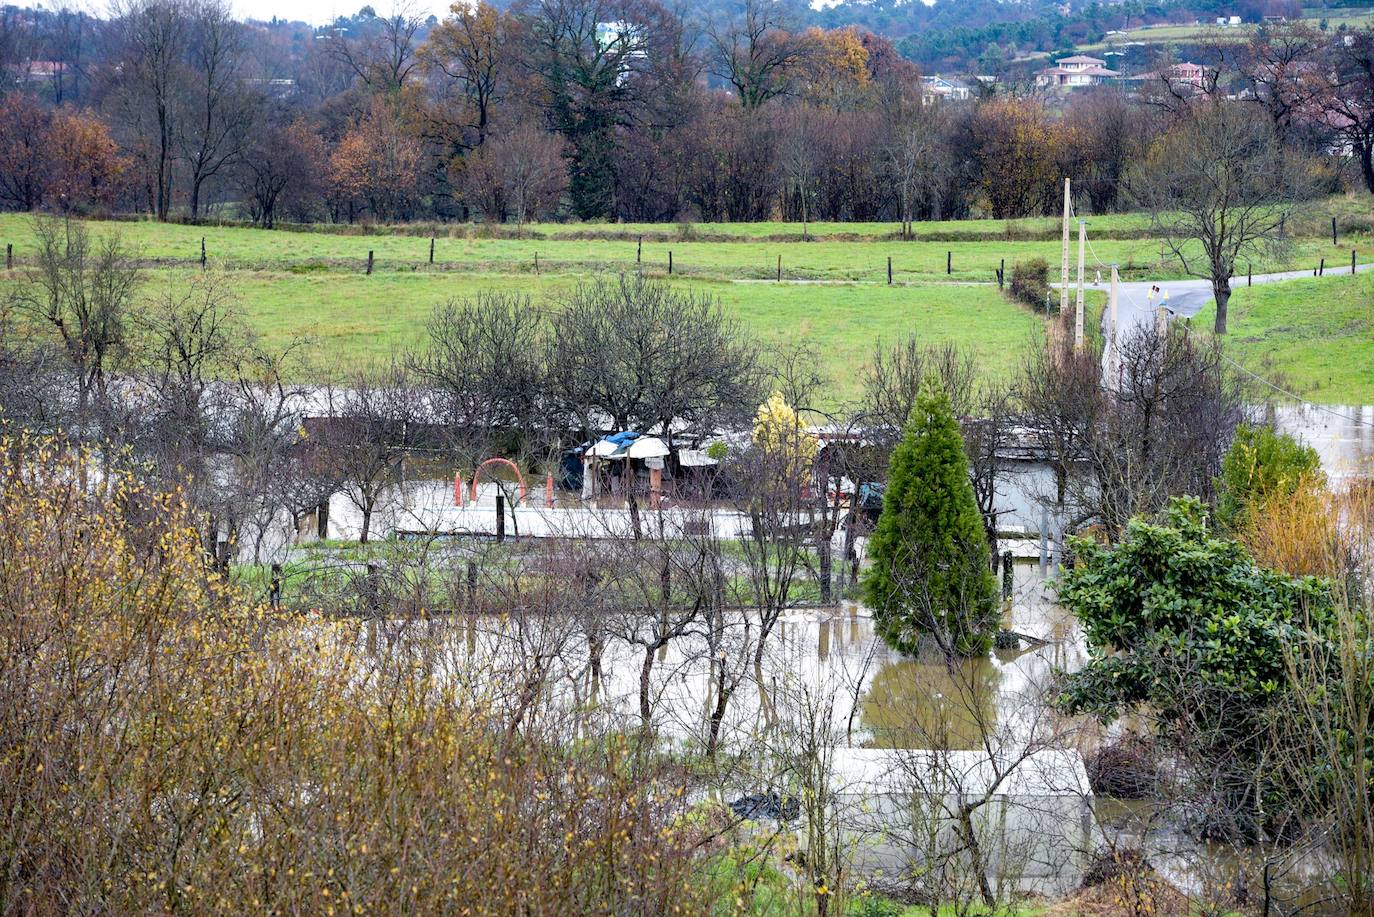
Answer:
(329, 98, 422, 222)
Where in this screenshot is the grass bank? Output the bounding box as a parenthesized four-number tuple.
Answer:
(1196, 270, 1374, 403)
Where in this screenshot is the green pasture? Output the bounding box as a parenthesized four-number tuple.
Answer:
(1197, 270, 1374, 403)
(0, 212, 1367, 283)
(1080, 10, 1374, 49)
(165, 269, 1064, 401)
(0, 201, 1360, 402)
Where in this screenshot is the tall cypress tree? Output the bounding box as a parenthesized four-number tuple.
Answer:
(863, 377, 999, 657)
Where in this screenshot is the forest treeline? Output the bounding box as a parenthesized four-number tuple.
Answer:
(2, 0, 1374, 226)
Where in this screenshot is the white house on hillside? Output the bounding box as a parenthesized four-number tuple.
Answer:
(1035, 54, 1120, 88)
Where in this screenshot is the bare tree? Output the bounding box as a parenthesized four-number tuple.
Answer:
(1129, 100, 1312, 334)
(323, 361, 419, 543)
(708, 0, 808, 109)
(1323, 25, 1374, 195)
(110, 0, 189, 221)
(328, 2, 426, 93)
(884, 97, 956, 234)
(547, 275, 764, 440)
(408, 291, 547, 466)
(8, 217, 140, 430)
(179, 0, 251, 221)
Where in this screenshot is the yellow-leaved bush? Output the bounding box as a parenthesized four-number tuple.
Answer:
(0, 440, 714, 915)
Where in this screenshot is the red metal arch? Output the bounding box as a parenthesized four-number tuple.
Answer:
(469, 458, 527, 503)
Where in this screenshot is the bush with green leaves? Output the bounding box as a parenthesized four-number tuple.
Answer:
(1008, 257, 1050, 310)
(1057, 497, 1335, 835)
(863, 378, 998, 657)
(1216, 422, 1323, 531)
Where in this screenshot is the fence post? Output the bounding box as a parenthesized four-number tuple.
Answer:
(365, 563, 379, 614)
(1354, 250, 1358, 276)
(999, 258, 1005, 289)
(1333, 216, 1338, 246)
(887, 255, 892, 285)
(1319, 258, 1325, 277)
(429, 236, 435, 263)
(668, 250, 673, 274)
(366, 250, 374, 275)
(200, 237, 206, 269)
(495, 493, 506, 543)
(777, 254, 781, 282)
(637, 235, 642, 262)
(946, 250, 952, 275)
(5, 243, 11, 270)
(534, 251, 539, 274)
(1248, 266, 1252, 287)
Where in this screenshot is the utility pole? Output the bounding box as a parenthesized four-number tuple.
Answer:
(1060, 178, 1071, 317)
(1075, 219, 1086, 351)
(1107, 264, 1119, 391)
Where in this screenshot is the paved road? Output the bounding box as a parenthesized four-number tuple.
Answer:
(1081, 262, 1374, 345)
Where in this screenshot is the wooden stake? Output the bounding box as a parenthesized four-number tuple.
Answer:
(5, 243, 11, 270)
(200, 237, 206, 269)
(776, 254, 781, 282)
(1354, 250, 1358, 275)
(429, 237, 435, 263)
(946, 250, 951, 275)
(668, 250, 673, 274)
(1319, 258, 1325, 276)
(534, 251, 539, 274)
(366, 250, 374, 275)
(1332, 216, 1338, 246)
(637, 235, 642, 262)
(887, 255, 892, 285)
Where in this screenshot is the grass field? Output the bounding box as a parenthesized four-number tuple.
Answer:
(0, 200, 1362, 401)
(138, 268, 1066, 402)
(1080, 9, 1374, 50)
(0, 212, 1368, 282)
(1196, 270, 1374, 403)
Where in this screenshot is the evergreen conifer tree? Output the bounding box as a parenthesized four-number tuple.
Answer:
(863, 377, 998, 656)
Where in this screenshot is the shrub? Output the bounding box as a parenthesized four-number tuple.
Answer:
(1216, 422, 1323, 532)
(1008, 256, 1051, 309)
(0, 441, 712, 913)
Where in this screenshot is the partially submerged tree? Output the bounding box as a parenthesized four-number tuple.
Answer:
(863, 378, 998, 658)
(1215, 422, 1323, 533)
(1058, 496, 1335, 839)
(1130, 100, 1312, 334)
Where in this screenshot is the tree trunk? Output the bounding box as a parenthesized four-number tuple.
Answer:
(1212, 277, 1232, 334)
(818, 538, 832, 604)
(359, 501, 373, 543)
(1359, 140, 1374, 196)
(639, 646, 656, 725)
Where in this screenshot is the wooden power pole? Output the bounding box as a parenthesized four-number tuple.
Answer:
(1075, 219, 1086, 350)
(1107, 264, 1120, 390)
(1060, 178, 1071, 316)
